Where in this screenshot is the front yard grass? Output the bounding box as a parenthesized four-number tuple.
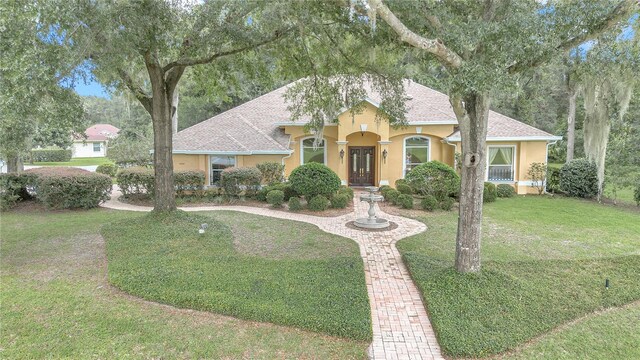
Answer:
(102, 210, 371, 341)
(32, 157, 113, 166)
(396, 196, 640, 358)
(1, 208, 369, 359)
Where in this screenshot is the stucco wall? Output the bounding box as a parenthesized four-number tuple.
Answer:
(72, 141, 107, 158)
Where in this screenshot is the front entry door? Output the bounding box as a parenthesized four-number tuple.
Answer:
(349, 147, 375, 186)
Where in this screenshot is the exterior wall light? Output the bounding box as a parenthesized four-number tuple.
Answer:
(339, 149, 345, 163)
(382, 149, 388, 163)
(360, 123, 368, 136)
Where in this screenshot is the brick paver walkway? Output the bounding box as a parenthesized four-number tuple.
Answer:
(102, 188, 443, 359)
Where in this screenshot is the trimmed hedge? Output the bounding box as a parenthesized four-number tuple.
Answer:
(220, 167, 262, 197)
(257, 182, 298, 202)
(288, 196, 303, 211)
(308, 195, 330, 211)
(560, 159, 598, 198)
(397, 194, 414, 209)
(483, 182, 497, 203)
(175, 170, 205, 197)
(96, 163, 118, 177)
(31, 148, 72, 162)
(289, 163, 341, 199)
(421, 195, 438, 211)
(496, 184, 516, 198)
(0, 172, 37, 210)
(117, 167, 154, 196)
(405, 161, 460, 201)
(331, 193, 350, 209)
(256, 162, 284, 184)
(338, 186, 355, 199)
(397, 183, 413, 195)
(266, 190, 285, 208)
(384, 188, 401, 204)
(23, 167, 111, 209)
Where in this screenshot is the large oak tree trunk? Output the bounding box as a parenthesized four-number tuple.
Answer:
(6, 155, 24, 173)
(566, 86, 578, 162)
(451, 92, 490, 273)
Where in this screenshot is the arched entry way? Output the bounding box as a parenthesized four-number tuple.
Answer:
(346, 132, 379, 186)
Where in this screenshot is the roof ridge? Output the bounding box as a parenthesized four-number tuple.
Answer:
(239, 114, 288, 150)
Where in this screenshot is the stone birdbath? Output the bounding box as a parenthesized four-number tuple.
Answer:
(354, 186, 390, 229)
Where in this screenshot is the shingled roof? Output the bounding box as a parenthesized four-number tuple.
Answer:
(173, 79, 560, 154)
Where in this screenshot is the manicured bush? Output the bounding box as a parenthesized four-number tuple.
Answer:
(257, 182, 298, 202)
(421, 195, 438, 211)
(483, 182, 497, 203)
(266, 190, 285, 208)
(0, 172, 37, 210)
(288, 196, 303, 211)
(546, 166, 561, 193)
(31, 148, 72, 162)
(96, 163, 118, 177)
(331, 193, 350, 209)
(289, 163, 341, 199)
(379, 185, 392, 195)
(337, 186, 354, 199)
(395, 179, 408, 188)
(220, 167, 262, 197)
(117, 167, 155, 196)
(397, 194, 414, 209)
(25, 167, 111, 209)
(396, 183, 413, 195)
(496, 184, 516, 198)
(560, 159, 598, 198)
(308, 195, 330, 211)
(256, 162, 284, 184)
(405, 161, 460, 201)
(174, 170, 205, 197)
(634, 183, 640, 206)
(384, 188, 401, 204)
(440, 197, 455, 211)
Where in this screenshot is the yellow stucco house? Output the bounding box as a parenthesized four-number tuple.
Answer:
(173, 80, 561, 194)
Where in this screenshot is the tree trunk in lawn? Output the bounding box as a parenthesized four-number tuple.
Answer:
(171, 88, 179, 134)
(6, 155, 23, 173)
(451, 92, 490, 273)
(566, 86, 578, 162)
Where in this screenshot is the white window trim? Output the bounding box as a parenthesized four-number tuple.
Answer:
(402, 135, 431, 178)
(300, 136, 327, 165)
(208, 155, 236, 186)
(93, 142, 101, 152)
(486, 145, 517, 183)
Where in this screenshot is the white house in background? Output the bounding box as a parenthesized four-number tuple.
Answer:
(72, 124, 120, 158)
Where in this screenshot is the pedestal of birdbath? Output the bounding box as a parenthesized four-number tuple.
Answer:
(354, 186, 390, 229)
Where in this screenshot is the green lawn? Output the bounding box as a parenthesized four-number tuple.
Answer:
(33, 157, 113, 166)
(396, 196, 640, 358)
(0, 208, 369, 359)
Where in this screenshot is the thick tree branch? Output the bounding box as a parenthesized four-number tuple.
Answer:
(117, 68, 152, 113)
(367, 0, 463, 69)
(162, 27, 292, 72)
(509, 0, 636, 73)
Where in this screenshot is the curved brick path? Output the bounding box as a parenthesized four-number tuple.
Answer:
(102, 188, 443, 360)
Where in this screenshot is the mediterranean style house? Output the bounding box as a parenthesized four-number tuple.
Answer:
(72, 124, 120, 158)
(173, 80, 561, 194)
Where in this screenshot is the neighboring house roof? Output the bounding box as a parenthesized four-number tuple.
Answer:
(77, 124, 120, 141)
(173, 79, 560, 154)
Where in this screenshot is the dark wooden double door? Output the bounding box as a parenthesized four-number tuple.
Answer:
(349, 147, 375, 186)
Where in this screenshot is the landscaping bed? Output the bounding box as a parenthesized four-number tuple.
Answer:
(102, 210, 371, 340)
(395, 196, 640, 357)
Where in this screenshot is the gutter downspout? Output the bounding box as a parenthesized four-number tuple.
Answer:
(544, 139, 560, 194)
(442, 138, 458, 170)
(280, 134, 294, 181)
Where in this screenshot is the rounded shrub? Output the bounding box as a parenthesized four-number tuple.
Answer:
(483, 182, 497, 203)
(288, 196, 303, 211)
(174, 170, 206, 197)
(25, 167, 112, 209)
(220, 167, 262, 197)
(116, 167, 154, 196)
(331, 193, 350, 209)
(384, 188, 400, 204)
(396, 183, 413, 195)
(559, 159, 598, 198)
(308, 195, 330, 211)
(337, 186, 354, 199)
(266, 190, 285, 208)
(379, 185, 392, 195)
(496, 184, 516, 198)
(256, 162, 284, 184)
(440, 197, 455, 211)
(96, 163, 118, 177)
(288, 163, 340, 199)
(257, 182, 297, 202)
(397, 194, 414, 209)
(405, 161, 460, 201)
(421, 195, 438, 211)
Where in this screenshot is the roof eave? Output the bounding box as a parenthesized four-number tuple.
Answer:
(444, 135, 563, 142)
